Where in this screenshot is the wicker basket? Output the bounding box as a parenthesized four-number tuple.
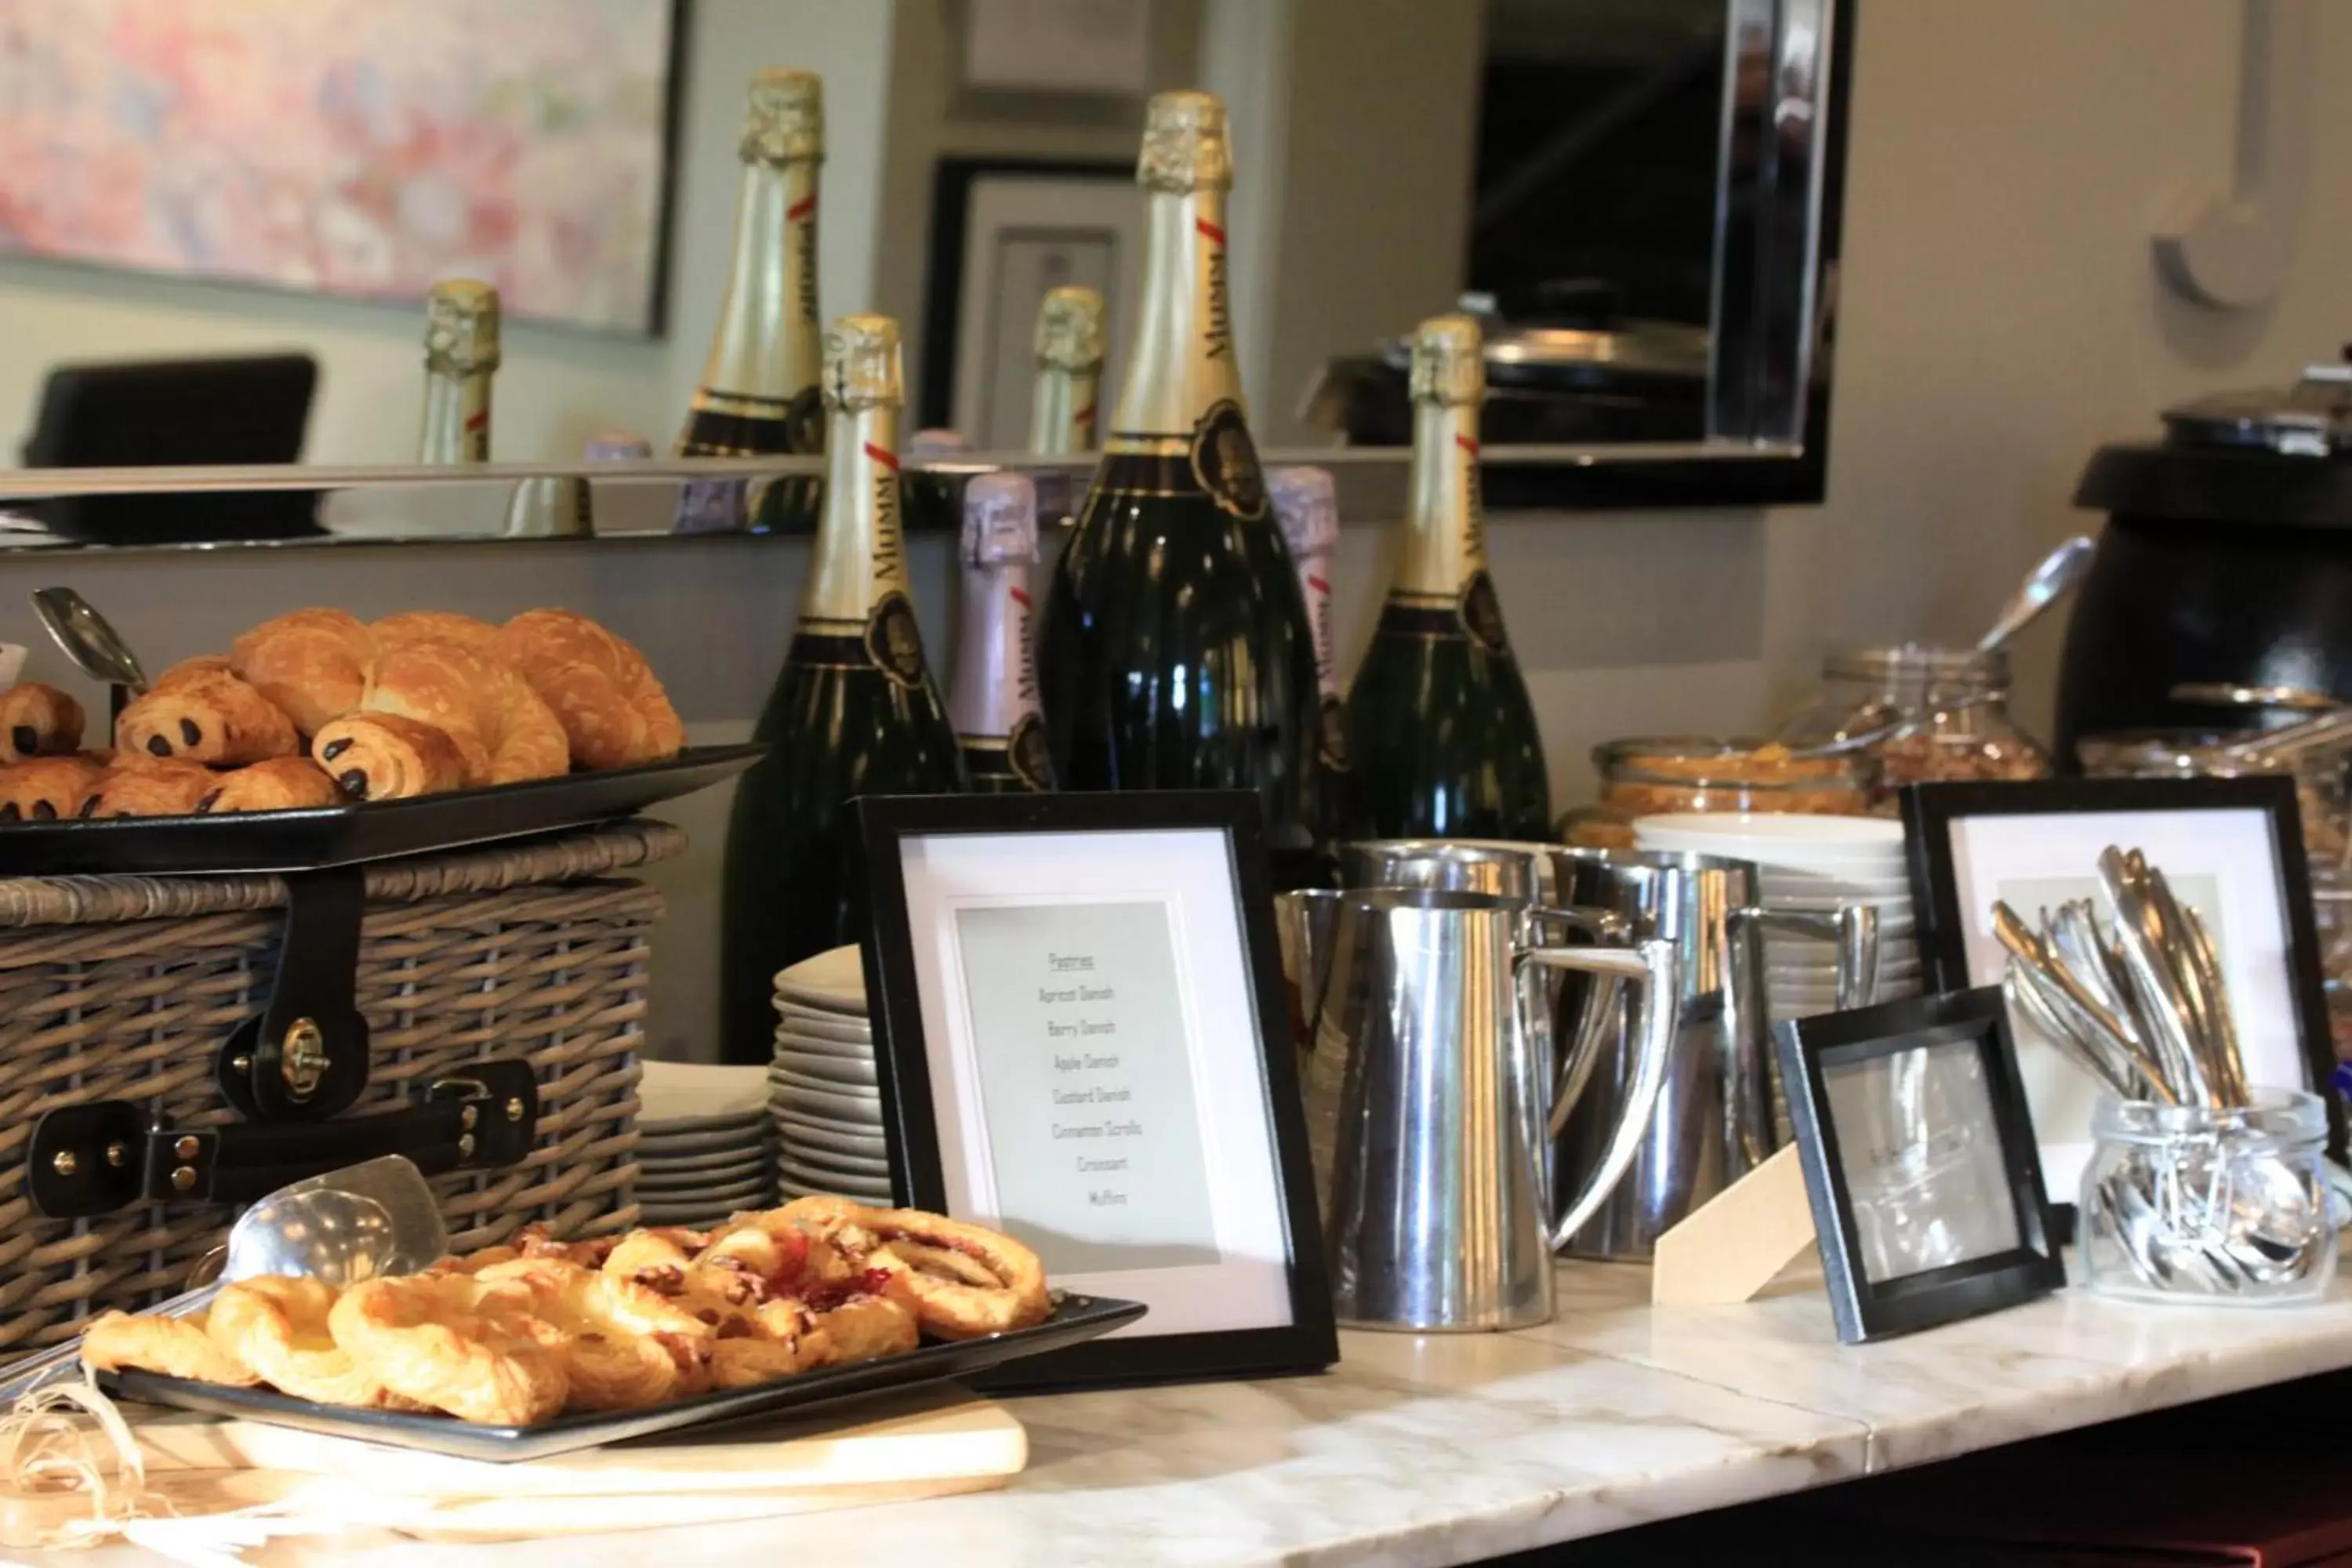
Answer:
(0, 819, 679, 1356)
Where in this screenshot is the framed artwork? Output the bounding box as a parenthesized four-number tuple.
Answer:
(857, 789, 1338, 1389)
(0, 0, 683, 333)
(1901, 776, 2340, 1203)
(1775, 988, 2066, 1344)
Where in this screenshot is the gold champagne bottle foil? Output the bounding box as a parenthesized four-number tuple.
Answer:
(739, 67, 823, 167)
(1390, 314, 1492, 611)
(1030, 285, 1104, 456)
(800, 315, 914, 661)
(419, 279, 498, 464)
(1136, 89, 1232, 194)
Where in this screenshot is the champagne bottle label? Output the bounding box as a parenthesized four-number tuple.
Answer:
(866, 590, 928, 689)
(1006, 712, 1054, 789)
(1189, 398, 1268, 520)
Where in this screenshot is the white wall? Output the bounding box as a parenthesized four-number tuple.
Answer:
(0, 0, 2343, 1059)
(0, 0, 898, 465)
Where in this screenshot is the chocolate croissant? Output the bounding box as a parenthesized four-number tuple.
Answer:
(81, 757, 218, 818)
(312, 713, 471, 800)
(117, 661, 299, 766)
(0, 755, 106, 821)
(362, 638, 568, 786)
(495, 609, 683, 771)
(230, 609, 376, 736)
(0, 681, 86, 764)
(196, 757, 343, 814)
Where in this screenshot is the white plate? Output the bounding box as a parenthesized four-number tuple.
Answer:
(640, 1153, 768, 1181)
(770, 1004, 873, 1042)
(772, 1050, 877, 1087)
(638, 1125, 768, 1158)
(771, 946, 867, 1015)
(770, 1063, 879, 1097)
(637, 1062, 770, 1122)
(638, 1108, 765, 1136)
(771, 1114, 887, 1157)
(640, 1140, 771, 1174)
(775, 1175, 893, 1203)
(775, 1142, 891, 1178)
(770, 1083, 885, 1123)
(779, 1149, 891, 1184)
(638, 1170, 771, 1198)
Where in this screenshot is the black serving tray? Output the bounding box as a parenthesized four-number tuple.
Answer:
(0, 744, 762, 877)
(95, 1292, 1145, 1462)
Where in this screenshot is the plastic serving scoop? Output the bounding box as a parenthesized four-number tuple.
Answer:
(0, 1155, 446, 1403)
(30, 586, 150, 695)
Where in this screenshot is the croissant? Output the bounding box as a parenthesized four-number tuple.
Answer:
(197, 757, 343, 814)
(495, 609, 683, 771)
(374, 611, 500, 654)
(117, 662, 299, 765)
(230, 609, 376, 736)
(311, 713, 472, 800)
(0, 681, 85, 764)
(80, 757, 219, 818)
(362, 637, 568, 786)
(0, 755, 106, 821)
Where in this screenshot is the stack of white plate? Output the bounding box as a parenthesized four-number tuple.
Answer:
(636, 1061, 774, 1225)
(1632, 813, 1923, 1026)
(771, 946, 891, 1205)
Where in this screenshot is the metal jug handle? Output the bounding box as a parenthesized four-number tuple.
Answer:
(1724, 904, 1882, 1166)
(1525, 905, 1632, 1127)
(1517, 935, 1682, 1254)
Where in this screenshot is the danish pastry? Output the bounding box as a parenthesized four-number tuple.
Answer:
(326, 1273, 570, 1426)
(495, 609, 684, 770)
(80, 1308, 260, 1386)
(0, 681, 85, 764)
(855, 1209, 1051, 1339)
(0, 754, 105, 820)
(197, 757, 343, 814)
(375, 611, 501, 654)
(362, 637, 568, 785)
(118, 663, 299, 765)
(472, 1258, 716, 1410)
(80, 757, 219, 818)
(207, 1276, 401, 1409)
(230, 610, 376, 736)
(310, 713, 472, 800)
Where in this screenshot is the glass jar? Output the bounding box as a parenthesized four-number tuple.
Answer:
(1555, 737, 1878, 849)
(2077, 728, 2352, 872)
(2077, 1089, 2338, 1305)
(1780, 645, 2051, 796)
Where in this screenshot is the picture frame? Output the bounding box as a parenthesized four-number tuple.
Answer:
(1900, 775, 2343, 1209)
(1774, 988, 2066, 1344)
(855, 789, 1338, 1390)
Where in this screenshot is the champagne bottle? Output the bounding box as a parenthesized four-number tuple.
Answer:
(717, 314, 964, 1064)
(680, 68, 825, 535)
(1347, 315, 1551, 839)
(1036, 91, 1317, 858)
(902, 427, 970, 538)
(1029, 285, 1104, 456)
(949, 471, 1055, 793)
(1269, 466, 1370, 851)
(417, 279, 498, 463)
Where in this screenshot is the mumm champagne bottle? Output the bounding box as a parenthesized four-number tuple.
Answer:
(717, 315, 964, 1062)
(1347, 316, 1551, 839)
(1036, 91, 1317, 859)
(1269, 466, 1370, 852)
(950, 471, 1055, 793)
(1029, 285, 1105, 455)
(418, 279, 499, 463)
(678, 68, 825, 534)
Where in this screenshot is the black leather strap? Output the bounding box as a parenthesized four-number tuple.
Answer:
(218, 864, 371, 1121)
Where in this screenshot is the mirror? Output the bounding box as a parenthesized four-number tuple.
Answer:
(0, 0, 1844, 543)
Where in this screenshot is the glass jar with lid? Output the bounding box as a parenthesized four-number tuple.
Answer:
(1555, 736, 1878, 849)
(1780, 644, 2051, 796)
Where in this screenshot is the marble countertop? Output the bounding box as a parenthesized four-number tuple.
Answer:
(46, 1263, 2352, 1568)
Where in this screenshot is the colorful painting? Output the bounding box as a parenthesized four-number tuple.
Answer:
(0, 0, 676, 332)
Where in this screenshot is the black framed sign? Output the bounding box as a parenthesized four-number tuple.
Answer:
(855, 789, 1338, 1389)
(1900, 776, 2342, 1205)
(1775, 988, 2065, 1345)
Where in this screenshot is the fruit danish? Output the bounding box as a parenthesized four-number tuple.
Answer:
(80, 1309, 260, 1387)
(0, 681, 85, 764)
(116, 661, 299, 765)
(207, 1276, 405, 1409)
(325, 1273, 571, 1426)
(310, 713, 473, 800)
(495, 608, 684, 770)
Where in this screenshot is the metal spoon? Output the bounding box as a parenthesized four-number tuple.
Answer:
(31, 586, 149, 694)
(0, 1155, 446, 1401)
(1976, 535, 2096, 652)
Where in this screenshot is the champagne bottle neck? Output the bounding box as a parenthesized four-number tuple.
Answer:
(418, 369, 491, 464)
(1391, 400, 1486, 601)
(1029, 363, 1100, 456)
(949, 561, 1041, 741)
(685, 158, 822, 445)
(800, 402, 906, 630)
(1107, 187, 1241, 446)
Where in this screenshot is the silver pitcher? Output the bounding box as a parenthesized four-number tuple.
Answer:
(1283, 886, 1679, 1332)
(1546, 847, 1880, 1260)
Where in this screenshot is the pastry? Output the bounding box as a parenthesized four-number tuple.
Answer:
(374, 611, 500, 654)
(230, 609, 376, 736)
(310, 713, 471, 800)
(117, 664, 299, 765)
(326, 1273, 571, 1426)
(495, 609, 684, 770)
(0, 682, 85, 764)
(362, 637, 568, 786)
(80, 1308, 260, 1386)
(197, 757, 343, 814)
(207, 1276, 401, 1408)
(0, 755, 106, 821)
(471, 1257, 715, 1410)
(80, 757, 219, 818)
(855, 1208, 1050, 1339)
